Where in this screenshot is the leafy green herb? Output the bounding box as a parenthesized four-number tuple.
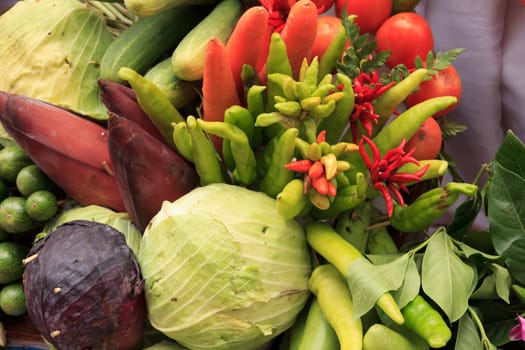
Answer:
(336, 15, 390, 79)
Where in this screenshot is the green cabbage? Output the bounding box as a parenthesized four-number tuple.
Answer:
(138, 184, 312, 350)
(0, 0, 114, 120)
(44, 204, 142, 256)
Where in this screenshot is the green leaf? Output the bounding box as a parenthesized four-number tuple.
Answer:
(447, 196, 483, 240)
(503, 238, 525, 285)
(346, 254, 409, 318)
(489, 131, 525, 254)
(392, 257, 420, 309)
(471, 264, 512, 303)
(421, 230, 476, 322)
(455, 313, 483, 350)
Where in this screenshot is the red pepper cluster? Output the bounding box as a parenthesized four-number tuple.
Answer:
(359, 135, 429, 217)
(284, 131, 343, 198)
(350, 71, 395, 142)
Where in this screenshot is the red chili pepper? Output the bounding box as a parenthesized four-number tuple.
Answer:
(284, 159, 313, 172)
(312, 175, 329, 195)
(317, 129, 327, 143)
(308, 160, 324, 179)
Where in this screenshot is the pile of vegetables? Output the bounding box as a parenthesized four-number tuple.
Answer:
(0, 0, 525, 349)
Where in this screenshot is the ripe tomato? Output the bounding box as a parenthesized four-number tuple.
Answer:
(406, 65, 462, 117)
(335, 0, 393, 34)
(374, 12, 434, 68)
(310, 15, 347, 61)
(404, 117, 442, 160)
(311, 0, 336, 12)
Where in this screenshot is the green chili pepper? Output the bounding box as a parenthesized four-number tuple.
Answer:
(401, 295, 452, 348)
(373, 96, 457, 156)
(317, 73, 355, 144)
(308, 264, 363, 350)
(220, 105, 257, 174)
(287, 297, 340, 350)
(334, 200, 372, 253)
(118, 67, 184, 148)
(363, 323, 429, 350)
(389, 182, 478, 233)
(186, 115, 225, 186)
(276, 178, 311, 219)
(197, 119, 256, 186)
(366, 225, 398, 254)
(246, 85, 267, 119)
(259, 128, 299, 198)
(305, 221, 405, 325)
(318, 23, 347, 80)
(266, 32, 293, 78)
(299, 56, 319, 93)
(240, 63, 258, 92)
(373, 68, 428, 127)
(311, 172, 368, 220)
(397, 160, 449, 183)
(172, 121, 193, 162)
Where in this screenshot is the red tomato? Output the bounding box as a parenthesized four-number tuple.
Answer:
(374, 12, 434, 68)
(311, 0, 336, 12)
(335, 0, 393, 34)
(310, 15, 347, 61)
(404, 117, 442, 160)
(406, 65, 462, 117)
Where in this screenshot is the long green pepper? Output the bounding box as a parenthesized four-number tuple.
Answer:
(317, 73, 355, 144)
(196, 119, 257, 186)
(186, 115, 225, 186)
(373, 68, 428, 127)
(373, 96, 457, 156)
(259, 128, 298, 198)
(305, 221, 405, 325)
(389, 182, 478, 232)
(118, 67, 184, 148)
(308, 264, 363, 350)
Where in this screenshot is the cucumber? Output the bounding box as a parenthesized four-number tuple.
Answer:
(124, 0, 220, 18)
(100, 5, 211, 83)
(170, 0, 243, 81)
(144, 58, 201, 109)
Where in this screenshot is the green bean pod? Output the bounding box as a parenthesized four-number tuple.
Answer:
(259, 128, 299, 198)
(287, 297, 340, 350)
(276, 178, 311, 220)
(389, 182, 478, 233)
(317, 73, 355, 144)
(401, 295, 452, 348)
(118, 67, 184, 148)
(308, 264, 363, 350)
(186, 115, 225, 186)
(305, 221, 405, 325)
(172, 121, 193, 162)
(363, 323, 429, 350)
(373, 96, 457, 156)
(197, 119, 256, 186)
(373, 68, 428, 127)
